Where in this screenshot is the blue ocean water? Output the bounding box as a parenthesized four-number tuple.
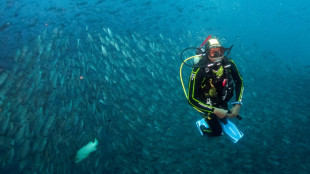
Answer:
(0, 0, 309, 173)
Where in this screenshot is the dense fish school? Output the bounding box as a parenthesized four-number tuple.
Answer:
(0, 27, 191, 173)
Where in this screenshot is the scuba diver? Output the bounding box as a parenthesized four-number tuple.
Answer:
(186, 38, 244, 137)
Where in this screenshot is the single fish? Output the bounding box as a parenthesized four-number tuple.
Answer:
(75, 138, 98, 163)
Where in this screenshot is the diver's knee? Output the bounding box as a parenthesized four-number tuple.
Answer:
(212, 131, 222, 137)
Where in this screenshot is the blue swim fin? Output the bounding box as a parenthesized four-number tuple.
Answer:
(220, 119, 244, 143)
(196, 118, 209, 136)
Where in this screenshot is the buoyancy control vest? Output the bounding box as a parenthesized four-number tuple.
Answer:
(201, 57, 234, 106)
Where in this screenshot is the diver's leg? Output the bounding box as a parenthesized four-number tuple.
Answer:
(202, 113, 222, 137)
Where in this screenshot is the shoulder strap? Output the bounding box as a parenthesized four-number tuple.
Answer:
(223, 58, 232, 80)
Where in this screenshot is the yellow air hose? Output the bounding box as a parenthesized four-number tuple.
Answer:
(179, 55, 203, 113)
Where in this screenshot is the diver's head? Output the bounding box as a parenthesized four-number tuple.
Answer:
(205, 38, 225, 63)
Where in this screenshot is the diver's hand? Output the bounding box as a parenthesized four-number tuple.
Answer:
(214, 108, 228, 119)
(230, 104, 241, 117)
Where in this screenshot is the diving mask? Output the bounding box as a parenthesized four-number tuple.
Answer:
(208, 47, 225, 58)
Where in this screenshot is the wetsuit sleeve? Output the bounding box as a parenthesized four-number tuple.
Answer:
(187, 67, 215, 113)
(229, 59, 244, 102)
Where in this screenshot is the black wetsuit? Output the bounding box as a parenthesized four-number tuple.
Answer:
(188, 56, 244, 136)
